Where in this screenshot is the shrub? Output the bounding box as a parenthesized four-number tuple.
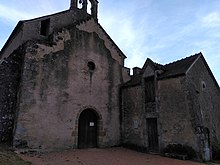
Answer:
(212, 139, 220, 160)
(163, 144, 196, 159)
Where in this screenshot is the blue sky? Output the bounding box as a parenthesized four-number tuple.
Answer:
(0, 0, 219, 85)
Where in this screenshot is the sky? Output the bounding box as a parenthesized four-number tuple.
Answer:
(0, 0, 219, 85)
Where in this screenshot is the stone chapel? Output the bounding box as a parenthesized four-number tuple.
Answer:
(0, 0, 219, 161)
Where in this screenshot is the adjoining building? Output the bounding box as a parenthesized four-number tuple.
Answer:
(121, 54, 220, 161)
(0, 0, 219, 161)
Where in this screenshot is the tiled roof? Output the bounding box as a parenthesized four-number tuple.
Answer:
(122, 53, 202, 87)
(158, 53, 201, 79)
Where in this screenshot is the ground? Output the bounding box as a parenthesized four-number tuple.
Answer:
(18, 147, 212, 165)
(1, 145, 220, 165)
(0, 144, 31, 165)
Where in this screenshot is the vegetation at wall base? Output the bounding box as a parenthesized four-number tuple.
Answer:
(163, 143, 196, 160)
(212, 139, 220, 160)
(0, 143, 31, 165)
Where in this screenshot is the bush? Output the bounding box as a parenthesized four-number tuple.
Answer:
(212, 139, 220, 160)
(0, 143, 31, 165)
(163, 144, 196, 159)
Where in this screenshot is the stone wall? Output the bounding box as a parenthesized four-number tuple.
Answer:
(186, 57, 220, 160)
(13, 26, 123, 150)
(158, 77, 197, 150)
(77, 18, 126, 66)
(1, 9, 90, 63)
(0, 49, 23, 142)
(186, 57, 220, 139)
(121, 85, 147, 149)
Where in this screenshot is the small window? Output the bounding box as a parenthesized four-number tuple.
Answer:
(145, 76, 155, 103)
(87, 61, 95, 71)
(201, 81, 206, 90)
(40, 18, 50, 36)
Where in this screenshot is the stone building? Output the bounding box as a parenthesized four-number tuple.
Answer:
(0, 0, 219, 161)
(121, 54, 220, 161)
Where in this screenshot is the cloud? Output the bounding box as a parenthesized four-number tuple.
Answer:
(202, 12, 220, 28)
(0, 4, 35, 23)
(99, 10, 147, 67)
(0, 1, 67, 24)
(0, 1, 219, 82)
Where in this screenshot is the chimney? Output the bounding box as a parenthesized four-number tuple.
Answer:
(70, 0, 77, 9)
(133, 67, 142, 75)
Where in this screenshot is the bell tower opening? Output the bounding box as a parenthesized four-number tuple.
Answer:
(70, 0, 98, 21)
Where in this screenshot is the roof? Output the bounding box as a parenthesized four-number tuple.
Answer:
(123, 74, 142, 87)
(158, 53, 201, 79)
(122, 53, 202, 87)
(141, 58, 164, 75)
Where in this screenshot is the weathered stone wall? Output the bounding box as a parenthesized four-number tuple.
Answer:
(13, 26, 123, 150)
(77, 19, 130, 82)
(186, 57, 220, 158)
(0, 27, 23, 63)
(0, 49, 23, 142)
(1, 9, 90, 63)
(121, 85, 147, 149)
(158, 77, 197, 150)
(77, 18, 126, 66)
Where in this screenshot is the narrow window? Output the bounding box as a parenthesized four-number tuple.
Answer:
(201, 81, 206, 91)
(145, 76, 155, 103)
(40, 18, 50, 36)
(87, 61, 95, 71)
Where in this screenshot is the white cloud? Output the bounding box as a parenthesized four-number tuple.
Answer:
(0, 2, 66, 24)
(0, 4, 34, 23)
(100, 11, 147, 67)
(202, 12, 220, 28)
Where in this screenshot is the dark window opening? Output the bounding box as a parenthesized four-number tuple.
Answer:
(202, 81, 206, 89)
(145, 76, 155, 103)
(40, 18, 50, 36)
(88, 61, 95, 71)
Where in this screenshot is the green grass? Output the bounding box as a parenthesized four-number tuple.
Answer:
(0, 144, 31, 165)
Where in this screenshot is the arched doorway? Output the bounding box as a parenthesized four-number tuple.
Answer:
(78, 109, 98, 148)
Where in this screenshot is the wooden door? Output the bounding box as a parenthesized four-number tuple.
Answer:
(78, 109, 97, 149)
(147, 118, 159, 152)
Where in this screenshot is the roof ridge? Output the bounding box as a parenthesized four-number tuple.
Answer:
(153, 61, 165, 70)
(158, 52, 202, 79)
(97, 23, 126, 58)
(164, 52, 202, 66)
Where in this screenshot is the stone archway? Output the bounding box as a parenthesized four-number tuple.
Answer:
(78, 109, 99, 148)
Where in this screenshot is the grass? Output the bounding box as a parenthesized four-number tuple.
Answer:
(0, 143, 31, 165)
